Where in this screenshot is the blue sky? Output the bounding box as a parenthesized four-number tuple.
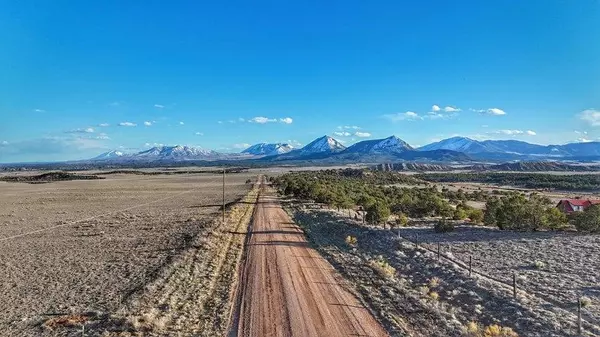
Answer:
(1, 0, 599, 162)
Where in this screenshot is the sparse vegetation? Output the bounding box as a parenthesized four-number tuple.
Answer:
(429, 277, 441, 288)
(345, 235, 358, 247)
(369, 256, 396, 279)
(464, 322, 519, 337)
(428, 291, 440, 301)
(532, 260, 546, 269)
(581, 296, 592, 308)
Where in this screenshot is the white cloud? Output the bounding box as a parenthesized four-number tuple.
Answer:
(154, 104, 165, 109)
(425, 112, 446, 120)
(473, 108, 506, 116)
(444, 106, 461, 112)
(179, 121, 184, 125)
(384, 111, 422, 122)
(579, 109, 600, 127)
(432, 105, 441, 112)
(144, 121, 152, 126)
(98, 123, 110, 127)
(249, 116, 277, 124)
(95, 133, 110, 140)
(286, 139, 302, 147)
(238, 118, 245, 122)
(355, 132, 371, 138)
(65, 127, 95, 134)
(496, 129, 524, 135)
(1, 140, 8, 146)
(118, 122, 137, 127)
(217, 121, 223, 124)
(248, 116, 293, 124)
(34, 109, 46, 113)
(492, 129, 536, 136)
(109, 102, 121, 107)
(577, 138, 593, 143)
(233, 143, 251, 149)
(333, 131, 351, 137)
(488, 108, 506, 115)
(195, 132, 204, 136)
(338, 125, 361, 130)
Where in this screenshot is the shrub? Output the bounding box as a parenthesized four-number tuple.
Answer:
(574, 205, 600, 233)
(464, 322, 518, 337)
(581, 296, 592, 308)
(532, 260, 546, 269)
(468, 209, 484, 224)
(397, 213, 409, 227)
(369, 256, 396, 279)
(453, 208, 467, 220)
(366, 202, 391, 227)
(345, 235, 358, 247)
(434, 217, 455, 233)
(484, 324, 518, 337)
(428, 291, 439, 301)
(417, 285, 429, 296)
(429, 277, 441, 288)
(543, 207, 568, 230)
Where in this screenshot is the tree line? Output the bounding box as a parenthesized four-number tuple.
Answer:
(273, 169, 600, 233)
(417, 172, 600, 191)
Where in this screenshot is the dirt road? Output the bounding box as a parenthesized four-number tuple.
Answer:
(230, 184, 388, 337)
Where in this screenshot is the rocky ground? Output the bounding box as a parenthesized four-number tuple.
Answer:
(290, 205, 600, 337)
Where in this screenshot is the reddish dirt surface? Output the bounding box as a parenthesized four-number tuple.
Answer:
(230, 184, 388, 337)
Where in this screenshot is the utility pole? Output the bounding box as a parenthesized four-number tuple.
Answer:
(223, 168, 226, 224)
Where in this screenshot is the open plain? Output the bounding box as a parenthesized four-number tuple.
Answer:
(0, 170, 255, 336)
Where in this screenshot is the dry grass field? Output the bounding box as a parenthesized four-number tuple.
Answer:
(0, 171, 255, 336)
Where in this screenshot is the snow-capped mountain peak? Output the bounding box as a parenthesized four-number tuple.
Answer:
(343, 135, 412, 154)
(371, 136, 413, 152)
(242, 143, 294, 156)
(300, 136, 346, 153)
(92, 150, 126, 160)
(418, 136, 487, 153)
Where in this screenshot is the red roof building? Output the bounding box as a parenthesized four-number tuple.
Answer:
(556, 199, 600, 214)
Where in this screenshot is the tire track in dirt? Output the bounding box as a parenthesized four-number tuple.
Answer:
(228, 184, 389, 337)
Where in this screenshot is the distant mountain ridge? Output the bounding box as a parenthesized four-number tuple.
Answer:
(418, 136, 600, 159)
(89, 135, 600, 164)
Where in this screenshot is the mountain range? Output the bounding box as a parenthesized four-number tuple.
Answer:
(90, 135, 600, 164)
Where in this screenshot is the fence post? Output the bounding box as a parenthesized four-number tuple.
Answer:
(469, 256, 472, 276)
(578, 298, 583, 335)
(222, 168, 226, 225)
(513, 273, 517, 298)
(415, 234, 418, 249)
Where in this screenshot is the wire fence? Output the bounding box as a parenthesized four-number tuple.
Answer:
(395, 231, 600, 335)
